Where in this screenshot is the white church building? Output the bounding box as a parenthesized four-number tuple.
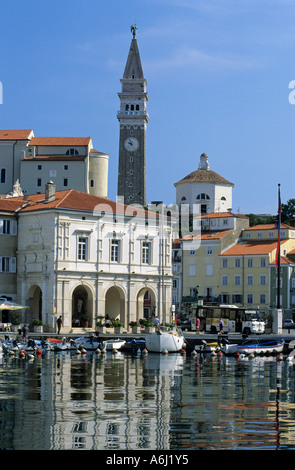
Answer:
(174, 153, 234, 215)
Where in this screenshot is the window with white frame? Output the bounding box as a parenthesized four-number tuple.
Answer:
(111, 239, 120, 262)
(222, 275, 228, 286)
(247, 275, 254, 285)
(260, 293, 266, 304)
(247, 293, 253, 304)
(247, 258, 253, 268)
(0, 219, 17, 235)
(234, 275, 241, 286)
(235, 258, 241, 268)
(78, 237, 87, 261)
(0, 256, 16, 273)
(222, 258, 228, 268)
(207, 246, 213, 255)
(260, 274, 266, 286)
(142, 241, 151, 264)
(260, 257, 266, 267)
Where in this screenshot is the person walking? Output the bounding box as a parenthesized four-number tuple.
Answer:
(153, 317, 160, 329)
(57, 316, 62, 334)
(22, 323, 29, 341)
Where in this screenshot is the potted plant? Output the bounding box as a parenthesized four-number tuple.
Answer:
(129, 321, 141, 334)
(112, 320, 124, 334)
(32, 319, 43, 333)
(80, 314, 89, 328)
(10, 311, 22, 332)
(96, 315, 106, 334)
(140, 318, 155, 333)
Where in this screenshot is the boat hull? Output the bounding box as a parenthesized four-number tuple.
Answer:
(103, 339, 126, 351)
(145, 331, 184, 353)
(222, 340, 285, 355)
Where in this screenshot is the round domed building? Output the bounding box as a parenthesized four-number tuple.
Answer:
(174, 153, 234, 215)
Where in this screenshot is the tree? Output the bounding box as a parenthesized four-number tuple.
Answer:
(281, 199, 295, 224)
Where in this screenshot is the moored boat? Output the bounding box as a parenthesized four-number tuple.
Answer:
(121, 338, 146, 353)
(102, 338, 126, 351)
(75, 336, 101, 351)
(195, 340, 219, 353)
(221, 339, 285, 356)
(145, 328, 185, 353)
(54, 337, 77, 351)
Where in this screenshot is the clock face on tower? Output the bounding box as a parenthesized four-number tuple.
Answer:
(124, 137, 139, 152)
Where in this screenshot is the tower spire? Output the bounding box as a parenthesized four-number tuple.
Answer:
(117, 27, 149, 206)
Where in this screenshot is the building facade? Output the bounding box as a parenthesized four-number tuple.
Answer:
(0, 184, 173, 332)
(181, 212, 249, 305)
(0, 131, 109, 199)
(117, 26, 149, 206)
(219, 224, 295, 315)
(174, 153, 234, 214)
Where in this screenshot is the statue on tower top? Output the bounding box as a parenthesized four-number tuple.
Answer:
(130, 24, 138, 39)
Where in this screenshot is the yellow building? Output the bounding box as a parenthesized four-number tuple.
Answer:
(181, 212, 249, 303)
(219, 223, 295, 313)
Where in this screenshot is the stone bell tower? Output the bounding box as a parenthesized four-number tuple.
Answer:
(117, 25, 149, 206)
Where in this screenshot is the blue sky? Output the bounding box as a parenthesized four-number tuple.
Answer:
(1, 0, 295, 214)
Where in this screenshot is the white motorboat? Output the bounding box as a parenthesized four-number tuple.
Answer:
(221, 339, 285, 356)
(75, 337, 101, 351)
(145, 328, 185, 353)
(102, 339, 126, 351)
(54, 337, 77, 351)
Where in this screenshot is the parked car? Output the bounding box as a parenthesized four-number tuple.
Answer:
(283, 319, 295, 328)
(181, 320, 191, 331)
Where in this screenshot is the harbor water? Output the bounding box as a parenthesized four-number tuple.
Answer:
(1, 349, 295, 450)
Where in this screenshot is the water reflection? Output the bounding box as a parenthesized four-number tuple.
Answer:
(1, 351, 295, 449)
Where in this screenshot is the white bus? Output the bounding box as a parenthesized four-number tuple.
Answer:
(192, 304, 265, 335)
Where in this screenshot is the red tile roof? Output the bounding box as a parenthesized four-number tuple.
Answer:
(175, 169, 233, 186)
(270, 256, 295, 265)
(220, 240, 287, 256)
(29, 137, 91, 146)
(181, 230, 232, 241)
(0, 130, 33, 140)
(0, 189, 160, 219)
(193, 211, 248, 219)
(245, 223, 292, 231)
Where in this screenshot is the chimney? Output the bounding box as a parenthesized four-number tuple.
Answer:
(45, 181, 56, 202)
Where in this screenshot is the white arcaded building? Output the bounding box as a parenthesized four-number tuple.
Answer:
(2, 182, 173, 332)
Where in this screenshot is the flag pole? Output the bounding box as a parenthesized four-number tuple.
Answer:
(276, 183, 281, 309)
